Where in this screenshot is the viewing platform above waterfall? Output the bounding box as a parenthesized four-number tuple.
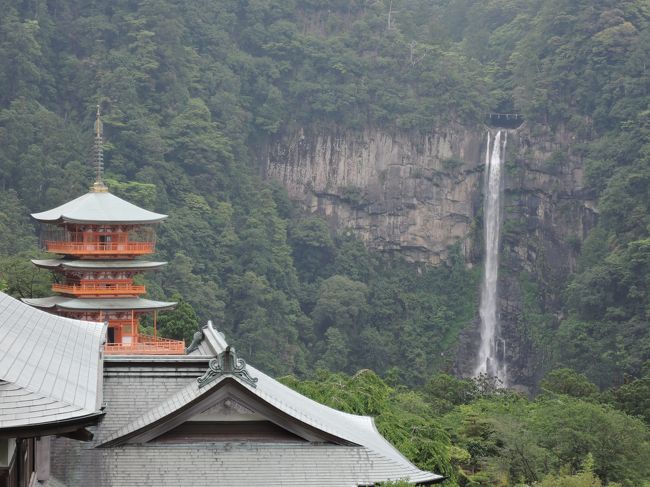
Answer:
(485, 112, 524, 129)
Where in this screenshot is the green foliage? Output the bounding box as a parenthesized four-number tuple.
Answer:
(153, 294, 199, 344)
(553, 314, 647, 387)
(540, 368, 599, 399)
(225, 271, 308, 376)
(557, 102, 650, 383)
(281, 368, 650, 486)
(104, 178, 157, 209)
(440, 385, 650, 487)
(535, 470, 603, 487)
(339, 186, 368, 207)
(0, 252, 52, 298)
(289, 216, 334, 282)
(544, 150, 567, 173)
(423, 373, 478, 413)
(314, 327, 349, 371)
(0, 99, 90, 210)
(0, 190, 37, 255)
(529, 396, 650, 486)
(607, 364, 650, 425)
(518, 272, 555, 359)
(311, 275, 368, 334)
(442, 157, 464, 170)
(377, 481, 412, 487)
(279, 369, 456, 480)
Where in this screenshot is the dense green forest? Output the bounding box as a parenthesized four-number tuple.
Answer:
(283, 368, 650, 486)
(1, 0, 649, 484)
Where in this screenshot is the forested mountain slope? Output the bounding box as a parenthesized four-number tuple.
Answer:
(2, 1, 650, 485)
(0, 0, 649, 389)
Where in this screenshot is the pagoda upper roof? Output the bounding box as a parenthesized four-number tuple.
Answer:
(22, 296, 176, 312)
(0, 292, 106, 435)
(32, 259, 167, 271)
(31, 191, 167, 225)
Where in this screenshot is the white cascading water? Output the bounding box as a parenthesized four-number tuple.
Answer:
(474, 130, 508, 385)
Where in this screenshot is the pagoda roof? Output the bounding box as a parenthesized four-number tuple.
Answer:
(0, 292, 106, 436)
(32, 259, 167, 271)
(22, 296, 176, 312)
(31, 191, 167, 225)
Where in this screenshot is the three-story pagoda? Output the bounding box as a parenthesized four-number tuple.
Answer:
(23, 107, 184, 355)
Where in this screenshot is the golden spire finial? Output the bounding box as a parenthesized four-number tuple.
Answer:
(90, 104, 108, 192)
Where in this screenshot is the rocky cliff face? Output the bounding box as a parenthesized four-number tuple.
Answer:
(264, 124, 597, 387)
(266, 125, 485, 264)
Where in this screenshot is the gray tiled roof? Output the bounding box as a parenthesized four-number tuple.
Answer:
(186, 320, 228, 357)
(32, 259, 167, 271)
(22, 296, 176, 311)
(31, 191, 167, 224)
(52, 441, 436, 486)
(99, 360, 440, 483)
(49, 322, 442, 485)
(0, 292, 106, 431)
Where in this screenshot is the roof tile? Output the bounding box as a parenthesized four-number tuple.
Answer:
(0, 292, 106, 430)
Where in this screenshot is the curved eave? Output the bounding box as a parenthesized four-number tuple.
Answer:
(31, 191, 167, 225)
(33, 216, 167, 225)
(22, 296, 176, 312)
(0, 409, 104, 438)
(31, 259, 167, 271)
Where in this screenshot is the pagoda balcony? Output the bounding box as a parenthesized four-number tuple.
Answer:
(44, 240, 155, 256)
(52, 282, 146, 296)
(104, 334, 185, 355)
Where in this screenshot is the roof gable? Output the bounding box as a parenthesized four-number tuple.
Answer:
(98, 374, 353, 448)
(189, 395, 262, 421)
(152, 419, 306, 443)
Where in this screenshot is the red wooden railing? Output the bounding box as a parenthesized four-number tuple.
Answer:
(44, 241, 155, 255)
(104, 334, 185, 355)
(52, 282, 146, 296)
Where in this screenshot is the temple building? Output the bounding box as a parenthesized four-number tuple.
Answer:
(0, 297, 443, 485)
(0, 292, 106, 487)
(49, 321, 443, 486)
(22, 107, 183, 355)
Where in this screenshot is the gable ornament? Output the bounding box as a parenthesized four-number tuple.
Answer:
(197, 346, 258, 389)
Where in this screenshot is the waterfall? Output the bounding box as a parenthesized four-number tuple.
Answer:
(474, 130, 508, 385)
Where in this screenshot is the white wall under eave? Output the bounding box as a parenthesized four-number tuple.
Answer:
(0, 438, 16, 467)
